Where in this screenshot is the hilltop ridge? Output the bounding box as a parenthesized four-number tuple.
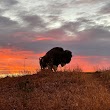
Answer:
(0, 70, 110, 110)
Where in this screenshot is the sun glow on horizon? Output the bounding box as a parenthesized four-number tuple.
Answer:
(0, 49, 110, 75)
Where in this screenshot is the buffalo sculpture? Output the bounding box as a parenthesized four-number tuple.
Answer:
(39, 47, 72, 72)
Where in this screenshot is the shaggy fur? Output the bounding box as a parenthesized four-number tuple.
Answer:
(39, 47, 72, 71)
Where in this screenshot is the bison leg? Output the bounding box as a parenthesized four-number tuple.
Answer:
(47, 64, 53, 71)
(52, 65, 57, 72)
(47, 64, 57, 72)
(61, 63, 66, 67)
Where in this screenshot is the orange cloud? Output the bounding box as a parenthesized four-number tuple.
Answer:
(0, 48, 36, 59)
(34, 36, 55, 41)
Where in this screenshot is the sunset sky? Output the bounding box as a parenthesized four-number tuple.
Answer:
(0, 0, 110, 74)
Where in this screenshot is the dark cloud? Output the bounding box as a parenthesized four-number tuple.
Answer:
(47, 0, 71, 14)
(75, 0, 106, 4)
(0, 35, 62, 54)
(77, 17, 95, 26)
(62, 28, 110, 56)
(0, 9, 5, 14)
(40, 28, 66, 39)
(0, 0, 18, 6)
(99, 3, 110, 14)
(61, 21, 81, 34)
(45, 15, 60, 24)
(0, 16, 19, 34)
(77, 28, 110, 40)
(0, 16, 18, 26)
(40, 21, 82, 39)
(22, 15, 46, 30)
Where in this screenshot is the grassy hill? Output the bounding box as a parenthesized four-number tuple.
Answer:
(0, 70, 110, 110)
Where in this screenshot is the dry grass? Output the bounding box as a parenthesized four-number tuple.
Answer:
(0, 70, 110, 110)
(95, 69, 110, 90)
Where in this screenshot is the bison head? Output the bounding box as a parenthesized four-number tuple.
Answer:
(60, 50, 72, 67)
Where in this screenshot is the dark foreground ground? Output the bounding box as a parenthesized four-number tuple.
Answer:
(0, 70, 110, 110)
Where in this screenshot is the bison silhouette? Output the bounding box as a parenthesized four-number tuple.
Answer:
(39, 47, 72, 72)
